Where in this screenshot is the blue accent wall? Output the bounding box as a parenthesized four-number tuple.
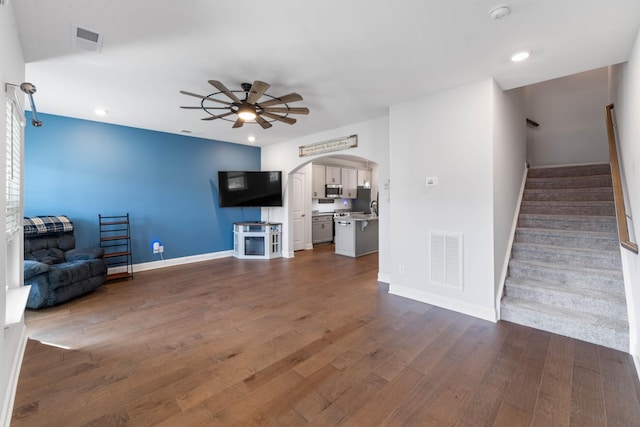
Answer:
(24, 112, 261, 264)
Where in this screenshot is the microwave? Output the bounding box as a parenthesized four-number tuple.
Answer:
(325, 184, 342, 198)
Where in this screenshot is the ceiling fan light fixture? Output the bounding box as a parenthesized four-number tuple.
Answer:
(237, 104, 257, 121)
(180, 80, 308, 129)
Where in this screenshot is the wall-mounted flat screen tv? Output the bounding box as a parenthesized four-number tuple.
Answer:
(218, 171, 283, 207)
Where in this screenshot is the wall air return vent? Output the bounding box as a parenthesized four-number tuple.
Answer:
(71, 25, 103, 52)
(429, 232, 463, 290)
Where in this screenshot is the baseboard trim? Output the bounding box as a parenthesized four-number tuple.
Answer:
(108, 250, 233, 275)
(389, 284, 497, 322)
(1, 323, 28, 427)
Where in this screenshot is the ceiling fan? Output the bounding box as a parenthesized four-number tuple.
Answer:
(180, 80, 309, 129)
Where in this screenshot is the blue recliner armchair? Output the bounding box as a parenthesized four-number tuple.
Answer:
(23, 216, 107, 309)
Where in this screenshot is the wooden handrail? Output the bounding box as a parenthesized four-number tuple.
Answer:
(526, 118, 540, 128)
(605, 103, 638, 254)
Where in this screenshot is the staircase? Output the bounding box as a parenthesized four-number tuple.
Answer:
(501, 163, 629, 352)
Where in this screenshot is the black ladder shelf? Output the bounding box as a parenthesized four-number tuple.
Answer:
(99, 213, 133, 281)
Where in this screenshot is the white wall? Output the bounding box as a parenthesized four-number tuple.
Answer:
(261, 116, 390, 279)
(493, 85, 527, 305)
(0, 2, 27, 425)
(387, 79, 499, 321)
(612, 28, 640, 360)
(526, 67, 610, 167)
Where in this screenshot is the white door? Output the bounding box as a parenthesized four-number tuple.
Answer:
(291, 172, 306, 251)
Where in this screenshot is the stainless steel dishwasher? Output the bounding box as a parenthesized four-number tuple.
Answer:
(334, 218, 355, 256)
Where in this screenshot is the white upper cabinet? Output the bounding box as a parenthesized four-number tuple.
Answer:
(341, 168, 357, 198)
(325, 166, 341, 184)
(357, 169, 371, 187)
(312, 164, 326, 198)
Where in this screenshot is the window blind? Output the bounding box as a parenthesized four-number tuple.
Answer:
(6, 95, 22, 240)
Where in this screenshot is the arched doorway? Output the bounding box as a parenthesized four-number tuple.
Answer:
(288, 154, 380, 259)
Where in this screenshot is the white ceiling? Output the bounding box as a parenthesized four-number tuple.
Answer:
(11, 0, 640, 147)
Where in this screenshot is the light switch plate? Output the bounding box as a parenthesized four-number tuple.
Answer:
(425, 177, 438, 186)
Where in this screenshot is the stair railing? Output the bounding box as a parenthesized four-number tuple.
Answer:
(605, 103, 638, 254)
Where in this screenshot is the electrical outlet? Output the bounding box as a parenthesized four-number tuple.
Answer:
(158, 246, 164, 253)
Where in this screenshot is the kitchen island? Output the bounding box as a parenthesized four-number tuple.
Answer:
(334, 214, 379, 257)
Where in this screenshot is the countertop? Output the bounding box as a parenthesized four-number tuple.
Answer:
(335, 214, 378, 221)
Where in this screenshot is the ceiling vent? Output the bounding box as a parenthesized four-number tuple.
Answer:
(71, 25, 103, 52)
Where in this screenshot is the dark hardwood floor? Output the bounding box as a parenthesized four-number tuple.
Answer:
(12, 245, 640, 426)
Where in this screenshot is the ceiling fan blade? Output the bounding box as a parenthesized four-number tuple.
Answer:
(208, 80, 242, 103)
(260, 112, 297, 125)
(180, 106, 227, 109)
(201, 111, 235, 121)
(255, 115, 273, 129)
(263, 107, 309, 115)
(232, 117, 244, 128)
(180, 90, 232, 106)
(247, 80, 270, 105)
(259, 93, 303, 107)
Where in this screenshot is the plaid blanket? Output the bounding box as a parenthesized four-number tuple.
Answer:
(24, 215, 74, 236)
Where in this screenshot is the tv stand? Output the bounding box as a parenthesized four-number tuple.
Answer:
(233, 222, 282, 259)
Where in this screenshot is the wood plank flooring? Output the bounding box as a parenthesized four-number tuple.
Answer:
(12, 245, 640, 426)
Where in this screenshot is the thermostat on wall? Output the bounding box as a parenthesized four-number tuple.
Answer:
(426, 177, 438, 187)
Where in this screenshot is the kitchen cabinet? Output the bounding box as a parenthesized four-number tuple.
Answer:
(357, 169, 371, 187)
(312, 164, 326, 198)
(341, 167, 357, 198)
(312, 214, 333, 244)
(325, 166, 341, 184)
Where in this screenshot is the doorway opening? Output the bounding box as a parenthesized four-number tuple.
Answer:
(288, 154, 380, 260)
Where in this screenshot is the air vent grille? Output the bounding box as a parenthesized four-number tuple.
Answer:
(71, 25, 103, 52)
(429, 232, 463, 289)
(76, 27, 100, 43)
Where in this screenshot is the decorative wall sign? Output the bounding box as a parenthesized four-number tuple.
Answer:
(299, 134, 358, 157)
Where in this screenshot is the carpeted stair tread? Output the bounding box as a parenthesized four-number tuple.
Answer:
(525, 174, 612, 189)
(518, 213, 616, 232)
(501, 296, 628, 351)
(515, 227, 619, 251)
(515, 227, 618, 238)
(511, 242, 622, 270)
(504, 277, 628, 322)
(523, 187, 614, 202)
(519, 200, 616, 216)
(508, 258, 624, 292)
(519, 213, 616, 222)
(527, 164, 611, 178)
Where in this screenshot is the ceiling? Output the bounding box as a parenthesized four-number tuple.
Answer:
(11, 0, 640, 147)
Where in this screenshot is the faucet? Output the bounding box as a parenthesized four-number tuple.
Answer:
(370, 200, 378, 216)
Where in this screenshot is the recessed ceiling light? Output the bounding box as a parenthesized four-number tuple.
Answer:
(94, 108, 107, 116)
(511, 51, 531, 62)
(489, 5, 511, 20)
(247, 135, 256, 143)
